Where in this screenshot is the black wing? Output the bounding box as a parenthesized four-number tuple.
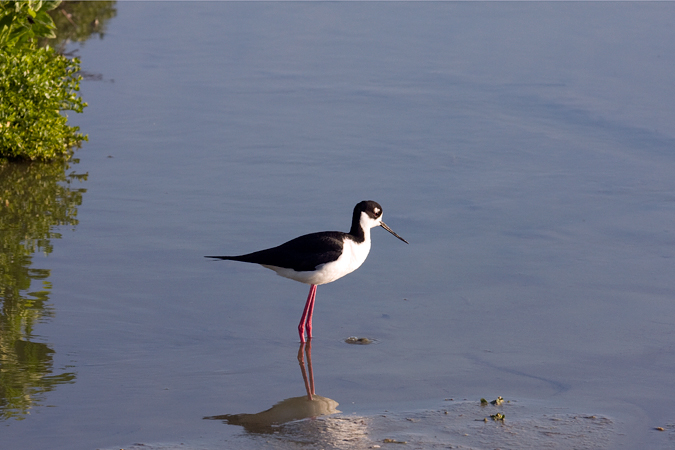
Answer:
(206, 231, 346, 272)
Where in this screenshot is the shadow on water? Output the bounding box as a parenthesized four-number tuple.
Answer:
(0, 158, 87, 420)
(204, 340, 340, 434)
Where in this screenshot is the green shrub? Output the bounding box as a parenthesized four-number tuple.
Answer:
(0, 1, 87, 162)
(0, 46, 87, 161)
(0, 1, 60, 49)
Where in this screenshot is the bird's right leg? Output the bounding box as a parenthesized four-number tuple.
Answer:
(298, 284, 317, 342)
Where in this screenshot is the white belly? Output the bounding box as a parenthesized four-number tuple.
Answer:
(263, 238, 371, 286)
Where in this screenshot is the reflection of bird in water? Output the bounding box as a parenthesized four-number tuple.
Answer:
(204, 340, 339, 433)
(205, 395, 340, 434)
(206, 201, 407, 342)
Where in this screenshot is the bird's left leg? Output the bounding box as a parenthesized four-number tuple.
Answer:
(298, 284, 317, 342)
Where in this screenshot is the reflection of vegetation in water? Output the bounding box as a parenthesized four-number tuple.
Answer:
(40, 1, 117, 51)
(0, 158, 86, 420)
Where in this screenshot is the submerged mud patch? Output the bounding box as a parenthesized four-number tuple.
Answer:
(110, 398, 617, 450)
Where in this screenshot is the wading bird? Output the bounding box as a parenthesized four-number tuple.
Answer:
(206, 200, 408, 342)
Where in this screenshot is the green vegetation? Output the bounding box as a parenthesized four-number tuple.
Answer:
(0, 45, 87, 161)
(490, 412, 505, 421)
(0, 0, 87, 162)
(0, 1, 59, 47)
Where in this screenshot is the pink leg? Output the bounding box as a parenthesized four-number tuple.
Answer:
(305, 287, 316, 339)
(298, 284, 317, 343)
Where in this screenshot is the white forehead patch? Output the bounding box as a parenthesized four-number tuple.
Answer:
(374, 207, 381, 215)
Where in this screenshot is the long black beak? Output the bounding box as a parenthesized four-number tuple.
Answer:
(381, 222, 409, 244)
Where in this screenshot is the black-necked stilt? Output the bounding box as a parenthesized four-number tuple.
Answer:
(206, 200, 408, 342)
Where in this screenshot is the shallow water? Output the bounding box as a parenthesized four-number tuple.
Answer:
(2, 2, 675, 449)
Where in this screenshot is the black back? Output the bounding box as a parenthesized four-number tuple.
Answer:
(208, 231, 346, 272)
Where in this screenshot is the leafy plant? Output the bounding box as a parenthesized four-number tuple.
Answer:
(0, 1, 87, 162)
(0, 1, 60, 49)
(0, 46, 87, 161)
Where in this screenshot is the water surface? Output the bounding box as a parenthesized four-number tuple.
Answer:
(2, 2, 675, 449)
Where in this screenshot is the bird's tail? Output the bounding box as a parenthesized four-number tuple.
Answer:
(205, 251, 270, 264)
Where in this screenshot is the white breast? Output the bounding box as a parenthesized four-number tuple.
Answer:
(316, 237, 372, 284)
